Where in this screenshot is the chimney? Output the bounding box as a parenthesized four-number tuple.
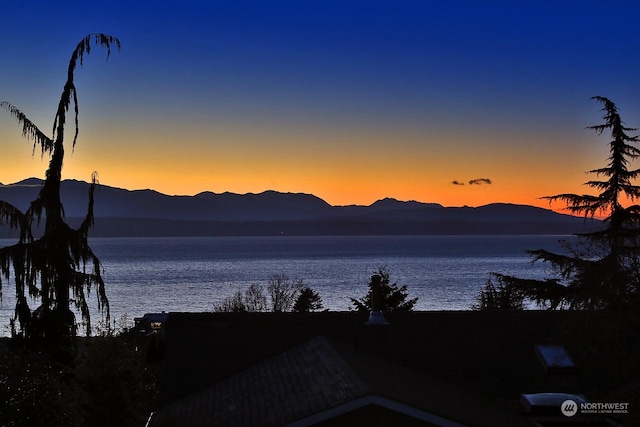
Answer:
(366, 274, 389, 325)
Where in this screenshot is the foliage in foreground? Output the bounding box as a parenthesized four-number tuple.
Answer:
(0, 34, 120, 348)
(496, 97, 640, 310)
(0, 325, 157, 427)
(350, 267, 418, 312)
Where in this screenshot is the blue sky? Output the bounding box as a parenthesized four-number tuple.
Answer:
(1, 1, 640, 207)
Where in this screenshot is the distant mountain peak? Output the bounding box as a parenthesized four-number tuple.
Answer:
(9, 177, 44, 187)
(370, 197, 442, 210)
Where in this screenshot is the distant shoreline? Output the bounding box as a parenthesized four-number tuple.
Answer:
(0, 216, 600, 239)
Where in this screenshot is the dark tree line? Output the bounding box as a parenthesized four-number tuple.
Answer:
(213, 275, 325, 313)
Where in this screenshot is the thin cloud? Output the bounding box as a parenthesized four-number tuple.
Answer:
(451, 180, 465, 186)
(468, 178, 492, 185)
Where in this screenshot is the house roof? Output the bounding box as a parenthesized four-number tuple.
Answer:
(149, 335, 529, 426)
(147, 311, 635, 426)
(149, 336, 367, 426)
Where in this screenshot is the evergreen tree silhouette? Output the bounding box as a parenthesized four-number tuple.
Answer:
(350, 267, 418, 312)
(497, 97, 640, 309)
(0, 34, 120, 349)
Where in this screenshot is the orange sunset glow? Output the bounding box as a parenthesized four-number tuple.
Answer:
(1, 1, 639, 212)
(0, 113, 602, 210)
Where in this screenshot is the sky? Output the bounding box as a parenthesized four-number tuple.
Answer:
(1, 1, 640, 209)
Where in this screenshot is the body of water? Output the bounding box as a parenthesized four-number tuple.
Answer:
(0, 235, 569, 335)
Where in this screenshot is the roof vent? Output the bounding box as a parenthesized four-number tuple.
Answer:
(535, 344, 576, 374)
(366, 274, 389, 326)
(520, 392, 586, 416)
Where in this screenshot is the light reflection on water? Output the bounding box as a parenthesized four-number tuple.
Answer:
(0, 235, 567, 336)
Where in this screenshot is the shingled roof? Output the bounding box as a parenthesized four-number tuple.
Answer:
(149, 336, 368, 426)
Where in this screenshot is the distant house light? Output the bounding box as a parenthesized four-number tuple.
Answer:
(134, 312, 169, 334)
(535, 344, 576, 374)
(150, 322, 162, 330)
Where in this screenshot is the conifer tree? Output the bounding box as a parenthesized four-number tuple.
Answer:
(0, 34, 120, 347)
(293, 287, 324, 312)
(350, 267, 418, 312)
(497, 97, 640, 309)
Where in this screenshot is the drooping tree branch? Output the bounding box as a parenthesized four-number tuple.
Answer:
(53, 34, 121, 151)
(0, 102, 54, 156)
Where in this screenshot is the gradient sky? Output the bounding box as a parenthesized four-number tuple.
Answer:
(2, 1, 640, 209)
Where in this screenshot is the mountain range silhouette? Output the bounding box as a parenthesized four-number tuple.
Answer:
(0, 178, 601, 237)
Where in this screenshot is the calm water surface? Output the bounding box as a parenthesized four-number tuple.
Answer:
(0, 235, 569, 335)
